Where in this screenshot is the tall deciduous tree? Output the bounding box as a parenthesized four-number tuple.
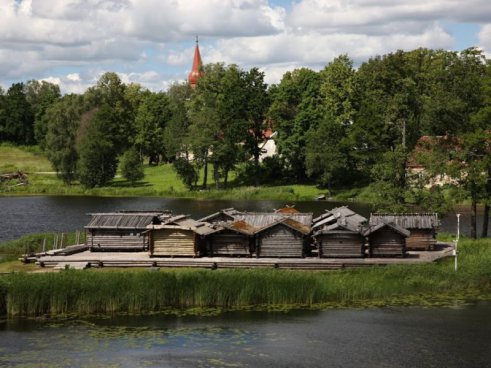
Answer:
(24, 80, 61, 148)
(243, 67, 269, 186)
(268, 68, 323, 181)
(44, 94, 83, 184)
(134, 92, 171, 164)
(77, 104, 119, 188)
(0, 83, 34, 144)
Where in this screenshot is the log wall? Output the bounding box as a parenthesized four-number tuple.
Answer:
(257, 227, 304, 258)
(406, 229, 436, 251)
(89, 230, 148, 251)
(369, 229, 406, 257)
(317, 232, 364, 258)
(209, 233, 251, 256)
(151, 229, 196, 257)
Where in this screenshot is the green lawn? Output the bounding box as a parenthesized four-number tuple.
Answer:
(0, 144, 325, 200)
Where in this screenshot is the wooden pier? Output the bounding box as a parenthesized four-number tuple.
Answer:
(36, 243, 454, 271)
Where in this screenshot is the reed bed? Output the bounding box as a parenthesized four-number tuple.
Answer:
(1, 237, 490, 317)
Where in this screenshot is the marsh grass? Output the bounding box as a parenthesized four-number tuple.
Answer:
(1, 237, 490, 317)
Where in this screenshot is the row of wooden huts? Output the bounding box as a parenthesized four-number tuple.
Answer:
(84, 207, 439, 259)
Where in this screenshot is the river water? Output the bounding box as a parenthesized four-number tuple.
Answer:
(1, 303, 490, 367)
(0, 196, 488, 242)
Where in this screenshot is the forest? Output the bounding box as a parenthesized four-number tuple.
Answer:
(0, 47, 490, 238)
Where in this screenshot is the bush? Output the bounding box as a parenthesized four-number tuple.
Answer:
(120, 148, 144, 184)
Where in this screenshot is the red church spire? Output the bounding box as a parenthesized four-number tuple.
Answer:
(188, 36, 203, 88)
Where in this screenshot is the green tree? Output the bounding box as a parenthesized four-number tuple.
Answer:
(44, 95, 83, 184)
(243, 67, 269, 186)
(268, 68, 323, 181)
(0, 83, 34, 144)
(84, 72, 133, 152)
(134, 92, 171, 164)
(305, 115, 346, 190)
(77, 105, 119, 188)
(24, 80, 61, 148)
(120, 147, 144, 184)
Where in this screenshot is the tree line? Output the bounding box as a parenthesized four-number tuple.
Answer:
(0, 47, 490, 237)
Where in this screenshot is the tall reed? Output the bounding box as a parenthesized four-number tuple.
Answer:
(1, 237, 490, 317)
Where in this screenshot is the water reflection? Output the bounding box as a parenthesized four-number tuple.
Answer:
(1, 303, 490, 367)
(0, 196, 488, 241)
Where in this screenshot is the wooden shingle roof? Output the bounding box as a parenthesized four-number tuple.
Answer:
(369, 213, 439, 229)
(85, 212, 163, 230)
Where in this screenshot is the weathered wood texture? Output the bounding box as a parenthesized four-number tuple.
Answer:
(88, 230, 148, 251)
(406, 229, 436, 251)
(209, 232, 251, 257)
(316, 232, 364, 258)
(368, 229, 406, 257)
(257, 226, 304, 258)
(151, 228, 196, 257)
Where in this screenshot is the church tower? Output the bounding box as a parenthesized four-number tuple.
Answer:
(188, 36, 203, 88)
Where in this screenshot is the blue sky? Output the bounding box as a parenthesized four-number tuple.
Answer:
(0, 0, 490, 93)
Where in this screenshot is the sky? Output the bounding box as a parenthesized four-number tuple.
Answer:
(1, 0, 491, 94)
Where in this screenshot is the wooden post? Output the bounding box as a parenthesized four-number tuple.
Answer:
(42, 237, 46, 253)
(76, 231, 80, 245)
(53, 234, 58, 250)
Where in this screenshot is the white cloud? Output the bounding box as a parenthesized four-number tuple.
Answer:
(0, 0, 487, 90)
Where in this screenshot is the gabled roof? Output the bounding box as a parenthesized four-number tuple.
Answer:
(149, 217, 216, 236)
(363, 222, 410, 237)
(85, 212, 163, 230)
(255, 217, 311, 236)
(198, 208, 240, 223)
(369, 213, 439, 229)
(215, 220, 257, 236)
(312, 206, 367, 233)
(235, 212, 313, 228)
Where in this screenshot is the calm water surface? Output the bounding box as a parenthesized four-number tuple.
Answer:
(1, 303, 490, 367)
(0, 196, 488, 241)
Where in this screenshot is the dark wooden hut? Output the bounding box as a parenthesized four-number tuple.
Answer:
(206, 220, 256, 257)
(312, 206, 367, 258)
(255, 218, 311, 258)
(85, 212, 163, 251)
(364, 222, 410, 257)
(149, 216, 215, 257)
(369, 213, 439, 250)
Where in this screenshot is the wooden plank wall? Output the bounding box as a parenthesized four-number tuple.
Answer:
(89, 230, 148, 251)
(209, 233, 251, 256)
(258, 227, 304, 258)
(151, 229, 196, 257)
(369, 229, 406, 257)
(318, 233, 364, 258)
(406, 229, 436, 251)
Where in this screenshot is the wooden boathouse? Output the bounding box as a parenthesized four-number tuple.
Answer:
(198, 208, 240, 224)
(312, 207, 367, 258)
(364, 222, 410, 257)
(255, 218, 311, 258)
(149, 215, 215, 257)
(85, 212, 163, 251)
(369, 213, 439, 250)
(207, 220, 256, 257)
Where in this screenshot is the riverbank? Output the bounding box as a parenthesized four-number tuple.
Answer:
(1, 236, 490, 317)
(1, 144, 373, 201)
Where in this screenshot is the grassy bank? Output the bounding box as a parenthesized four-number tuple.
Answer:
(1, 144, 327, 200)
(0, 237, 490, 317)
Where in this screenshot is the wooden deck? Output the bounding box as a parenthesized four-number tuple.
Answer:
(36, 243, 454, 271)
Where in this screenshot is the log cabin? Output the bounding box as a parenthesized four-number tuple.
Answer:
(312, 206, 367, 258)
(364, 222, 410, 257)
(85, 212, 163, 251)
(369, 213, 439, 250)
(149, 215, 215, 257)
(255, 218, 311, 258)
(206, 220, 256, 257)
